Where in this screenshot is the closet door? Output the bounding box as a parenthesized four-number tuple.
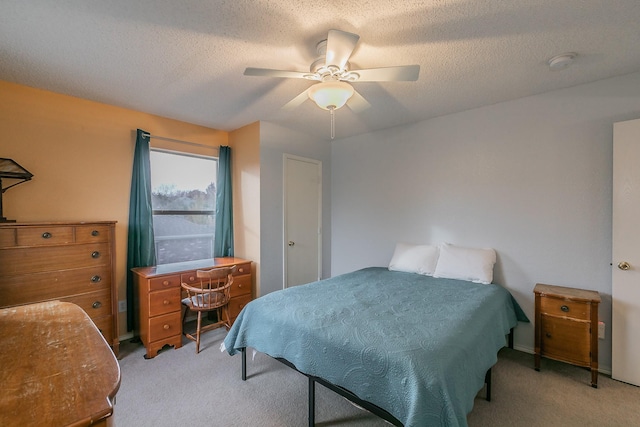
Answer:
(612, 118, 640, 386)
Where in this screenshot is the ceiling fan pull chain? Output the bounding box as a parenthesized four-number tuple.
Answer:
(330, 107, 335, 140)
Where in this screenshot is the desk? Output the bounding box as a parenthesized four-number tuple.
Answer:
(0, 301, 121, 426)
(132, 257, 253, 358)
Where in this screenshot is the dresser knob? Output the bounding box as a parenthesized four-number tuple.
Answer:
(42, 232, 52, 239)
(561, 305, 569, 312)
(92, 301, 102, 309)
(91, 275, 102, 283)
(91, 251, 100, 259)
(91, 230, 100, 236)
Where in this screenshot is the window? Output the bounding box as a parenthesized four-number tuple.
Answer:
(149, 149, 217, 265)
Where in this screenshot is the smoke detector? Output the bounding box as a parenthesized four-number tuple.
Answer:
(548, 53, 577, 71)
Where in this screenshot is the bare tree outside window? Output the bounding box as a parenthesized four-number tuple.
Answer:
(149, 150, 217, 265)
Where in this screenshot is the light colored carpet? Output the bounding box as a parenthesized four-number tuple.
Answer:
(114, 329, 640, 426)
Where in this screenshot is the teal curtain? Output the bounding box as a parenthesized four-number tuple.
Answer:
(214, 145, 234, 257)
(126, 129, 157, 331)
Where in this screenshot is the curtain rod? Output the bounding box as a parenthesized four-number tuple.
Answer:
(141, 132, 217, 150)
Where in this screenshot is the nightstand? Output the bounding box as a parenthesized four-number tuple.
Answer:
(534, 283, 600, 388)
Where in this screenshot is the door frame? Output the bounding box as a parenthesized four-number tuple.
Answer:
(282, 154, 322, 289)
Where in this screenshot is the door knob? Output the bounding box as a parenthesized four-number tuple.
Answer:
(288, 241, 295, 246)
(618, 261, 631, 271)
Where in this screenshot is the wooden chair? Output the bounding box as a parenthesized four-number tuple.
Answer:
(181, 266, 236, 353)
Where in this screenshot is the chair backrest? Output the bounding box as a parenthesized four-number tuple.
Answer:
(181, 266, 236, 309)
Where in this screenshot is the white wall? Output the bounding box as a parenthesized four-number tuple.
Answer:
(331, 71, 640, 373)
(259, 122, 332, 296)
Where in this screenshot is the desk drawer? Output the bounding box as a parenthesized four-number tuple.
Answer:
(234, 262, 251, 276)
(148, 275, 181, 291)
(230, 274, 251, 298)
(149, 312, 182, 341)
(539, 297, 590, 320)
(149, 288, 181, 317)
(229, 294, 252, 320)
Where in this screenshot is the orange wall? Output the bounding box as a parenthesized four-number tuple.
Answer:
(0, 80, 229, 337)
(229, 122, 261, 295)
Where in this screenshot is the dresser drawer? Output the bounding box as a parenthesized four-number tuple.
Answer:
(16, 226, 74, 246)
(539, 297, 590, 320)
(0, 265, 111, 307)
(75, 225, 111, 243)
(60, 289, 112, 319)
(149, 288, 181, 317)
(92, 314, 114, 344)
(149, 312, 182, 341)
(0, 243, 111, 276)
(148, 275, 181, 291)
(230, 274, 251, 298)
(0, 228, 16, 248)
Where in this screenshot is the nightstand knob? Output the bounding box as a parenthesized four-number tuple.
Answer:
(561, 305, 569, 312)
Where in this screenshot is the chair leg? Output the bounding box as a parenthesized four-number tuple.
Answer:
(181, 305, 188, 335)
(196, 311, 202, 354)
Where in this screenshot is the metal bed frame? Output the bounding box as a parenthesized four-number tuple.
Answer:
(238, 328, 514, 426)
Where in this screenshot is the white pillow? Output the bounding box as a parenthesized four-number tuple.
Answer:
(388, 243, 439, 276)
(432, 243, 496, 284)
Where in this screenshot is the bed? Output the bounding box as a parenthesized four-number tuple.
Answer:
(223, 266, 527, 426)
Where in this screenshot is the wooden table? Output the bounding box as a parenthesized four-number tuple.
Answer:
(0, 301, 121, 426)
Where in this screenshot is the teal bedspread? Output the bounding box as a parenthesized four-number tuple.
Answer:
(224, 267, 527, 427)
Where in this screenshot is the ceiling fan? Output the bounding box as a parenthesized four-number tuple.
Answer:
(244, 29, 420, 138)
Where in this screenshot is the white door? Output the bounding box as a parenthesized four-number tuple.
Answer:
(284, 154, 322, 288)
(612, 118, 640, 386)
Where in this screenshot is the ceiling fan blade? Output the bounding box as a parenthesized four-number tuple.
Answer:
(282, 88, 311, 110)
(244, 67, 310, 79)
(325, 29, 360, 70)
(352, 65, 420, 82)
(347, 90, 371, 113)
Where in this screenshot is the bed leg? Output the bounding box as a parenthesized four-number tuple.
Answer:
(241, 347, 246, 381)
(508, 328, 514, 349)
(308, 377, 315, 427)
(485, 368, 492, 402)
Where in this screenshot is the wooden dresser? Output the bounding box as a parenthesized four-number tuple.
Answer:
(534, 283, 600, 387)
(132, 257, 252, 358)
(0, 221, 119, 356)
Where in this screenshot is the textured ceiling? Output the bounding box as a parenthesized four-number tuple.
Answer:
(2, 0, 640, 141)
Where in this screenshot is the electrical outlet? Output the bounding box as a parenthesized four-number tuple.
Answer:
(598, 321, 605, 340)
(118, 300, 127, 313)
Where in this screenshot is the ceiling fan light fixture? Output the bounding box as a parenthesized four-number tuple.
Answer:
(308, 81, 354, 110)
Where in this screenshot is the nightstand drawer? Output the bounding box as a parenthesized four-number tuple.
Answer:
(541, 315, 591, 365)
(539, 297, 590, 320)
